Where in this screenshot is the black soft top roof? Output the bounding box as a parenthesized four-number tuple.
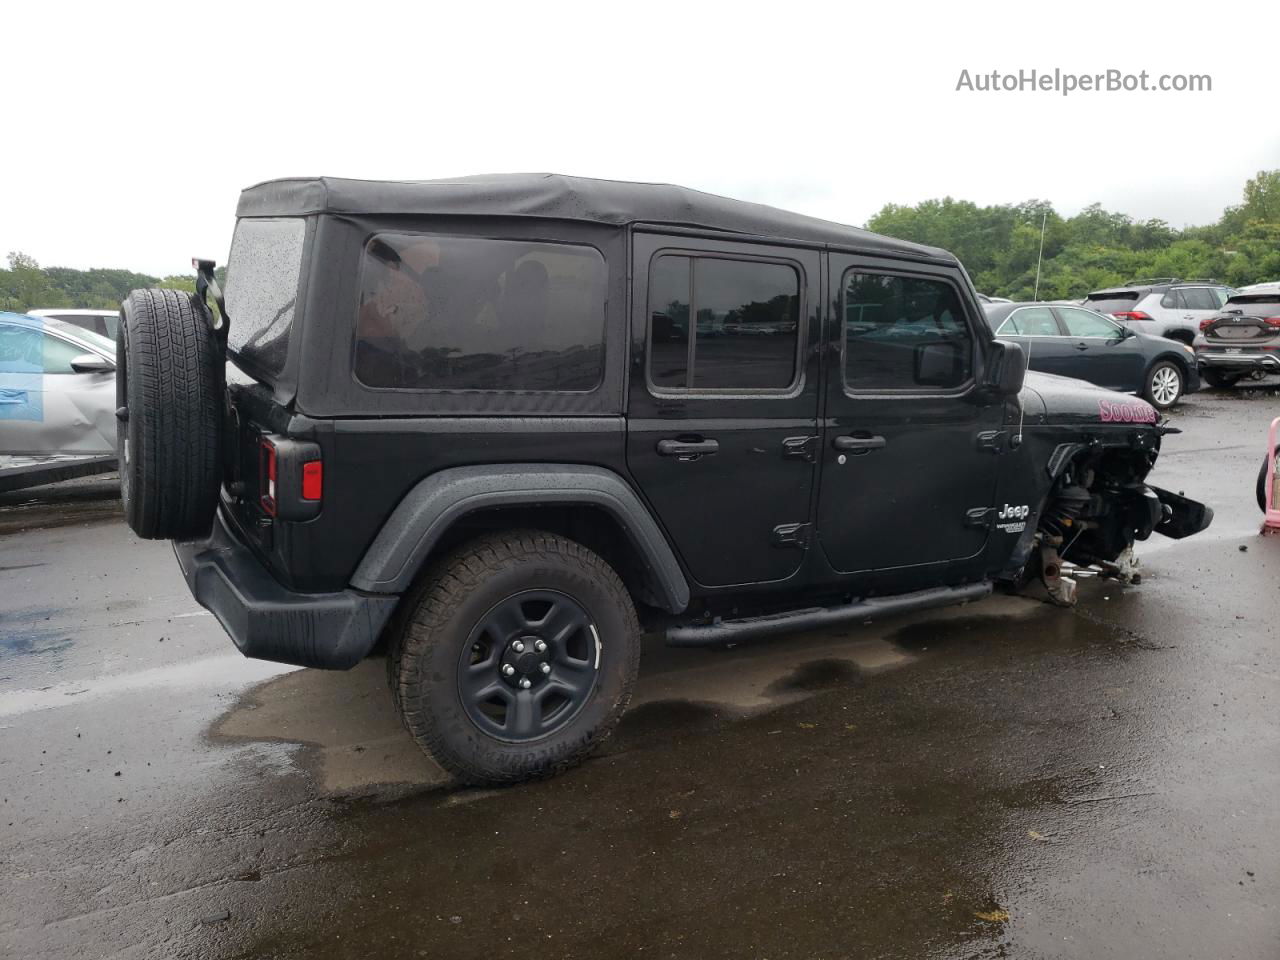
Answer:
(236, 173, 955, 263)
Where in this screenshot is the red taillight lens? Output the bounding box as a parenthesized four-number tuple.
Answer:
(301, 461, 323, 501)
(1112, 311, 1152, 322)
(1199, 317, 1215, 332)
(1264, 316, 1280, 328)
(259, 438, 277, 516)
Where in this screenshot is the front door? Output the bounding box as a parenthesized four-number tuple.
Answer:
(626, 232, 821, 588)
(817, 257, 1004, 574)
(1054, 306, 1148, 389)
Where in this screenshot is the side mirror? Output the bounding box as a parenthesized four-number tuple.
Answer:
(914, 341, 965, 387)
(984, 339, 1027, 395)
(70, 353, 115, 374)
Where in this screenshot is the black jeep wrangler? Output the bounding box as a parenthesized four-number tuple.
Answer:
(115, 174, 1212, 784)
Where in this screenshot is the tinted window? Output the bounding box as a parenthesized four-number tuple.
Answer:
(1083, 292, 1140, 315)
(1225, 294, 1280, 315)
(0, 326, 84, 373)
(998, 307, 1058, 336)
(225, 217, 306, 379)
(1058, 307, 1121, 337)
(648, 255, 690, 389)
(647, 256, 799, 392)
(843, 273, 973, 391)
(355, 234, 606, 392)
(1179, 287, 1219, 311)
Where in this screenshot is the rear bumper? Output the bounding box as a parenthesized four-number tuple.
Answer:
(1198, 352, 1280, 373)
(173, 509, 398, 669)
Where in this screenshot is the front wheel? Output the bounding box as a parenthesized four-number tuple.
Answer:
(1144, 360, 1185, 409)
(388, 530, 641, 784)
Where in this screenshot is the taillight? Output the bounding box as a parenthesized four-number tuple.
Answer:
(1264, 317, 1280, 328)
(301, 460, 323, 501)
(1199, 317, 1215, 332)
(259, 438, 278, 516)
(1112, 311, 1152, 322)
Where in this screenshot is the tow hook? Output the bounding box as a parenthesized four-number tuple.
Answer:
(1039, 544, 1078, 607)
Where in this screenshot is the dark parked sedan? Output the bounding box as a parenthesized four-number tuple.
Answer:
(984, 301, 1199, 409)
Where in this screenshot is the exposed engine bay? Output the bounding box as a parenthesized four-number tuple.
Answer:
(1030, 443, 1212, 605)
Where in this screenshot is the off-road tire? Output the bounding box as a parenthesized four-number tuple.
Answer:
(1143, 360, 1184, 410)
(387, 530, 641, 785)
(117, 289, 223, 539)
(1258, 447, 1278, 513)
(1203, 369, 1242, 389)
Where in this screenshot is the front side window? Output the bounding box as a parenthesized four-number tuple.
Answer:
(1058, 307, 1121, 337)
(0, 325, 86, 373)
(843, 272, 974, 391)
(355, 234, 606, 392)
(998, 306, 1059, 336)
(647, 255, 800, 392)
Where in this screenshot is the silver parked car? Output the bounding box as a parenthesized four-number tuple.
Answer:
(26, 308, 121, 341)
(0, 312, 117, 455)
(1082, 278, 1234, 345)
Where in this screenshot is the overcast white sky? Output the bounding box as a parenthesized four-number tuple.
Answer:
(5, 0, 1276, 277)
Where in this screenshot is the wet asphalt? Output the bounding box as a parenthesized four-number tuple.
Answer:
(1, 388, 1278, 960)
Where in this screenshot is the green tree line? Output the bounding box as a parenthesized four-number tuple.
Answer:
(866, 169, 1280, 301)
(0, 252, 223, 313)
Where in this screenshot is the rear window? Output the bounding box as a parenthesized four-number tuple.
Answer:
(354, 234, 606, 392)
(1083, 291, 1140, 315)
(225, 217, 307, 378)
(1225, 294, 1280, 313)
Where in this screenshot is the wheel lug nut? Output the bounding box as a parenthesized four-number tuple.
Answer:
(540, 663, 551, 674)
(512, 641, 525, 653)
(519, 678, 532, 689)
(534, 640, 546, 652)
(502, 664, 515, 676)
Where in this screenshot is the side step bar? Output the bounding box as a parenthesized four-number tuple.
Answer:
(664, 582, 992, 648)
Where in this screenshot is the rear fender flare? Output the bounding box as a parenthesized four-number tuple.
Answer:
(349, 464, 690, 613)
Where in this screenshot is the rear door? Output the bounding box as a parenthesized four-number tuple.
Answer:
(1168, 286, 1222, 330)
(626, 232, 821, 588)
(816, 256, 1004, 574)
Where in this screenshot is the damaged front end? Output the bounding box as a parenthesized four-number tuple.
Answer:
(1020, 425, 1212, 606)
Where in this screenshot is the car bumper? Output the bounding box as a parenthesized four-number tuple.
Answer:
(173, 509, 398, 669)
(1197, 352, 1280, 374)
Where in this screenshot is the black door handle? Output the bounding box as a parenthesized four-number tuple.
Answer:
(833, 435, 886, 452)
(657, 438, 719, 457)
(1075, 342, 1090, 351)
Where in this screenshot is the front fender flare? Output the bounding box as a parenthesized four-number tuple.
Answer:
(349, 464, 690, 613)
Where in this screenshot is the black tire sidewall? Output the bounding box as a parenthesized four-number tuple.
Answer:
(1146, 360, 1183, 409)
(399, 538, 639, 783)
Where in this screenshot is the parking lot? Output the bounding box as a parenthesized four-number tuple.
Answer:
(0, 386, 1277, 959)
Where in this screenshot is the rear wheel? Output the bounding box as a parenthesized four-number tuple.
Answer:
(1258, 448, 1279, 512)
(1144, 360, 1184, 409)
(388, 530, 641, 784)
(117, 289, 224, 540)
(1203, 369, 1243, 389)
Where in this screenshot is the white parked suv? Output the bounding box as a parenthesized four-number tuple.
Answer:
(1082, 279, 1234, 346)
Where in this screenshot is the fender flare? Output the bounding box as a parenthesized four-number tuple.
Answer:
(349, 464, 690, 613)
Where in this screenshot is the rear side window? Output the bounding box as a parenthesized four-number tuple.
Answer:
(843, 272, 973, 391)
(646, 255, 800, 392)
(355, 234, 606, 392)
(1179, 287, 1220, 311)
(225, 217, 306, 378)
(1084, 292, 1140, 315)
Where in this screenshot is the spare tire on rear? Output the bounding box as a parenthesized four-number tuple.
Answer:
(117, 289, 224, 540)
